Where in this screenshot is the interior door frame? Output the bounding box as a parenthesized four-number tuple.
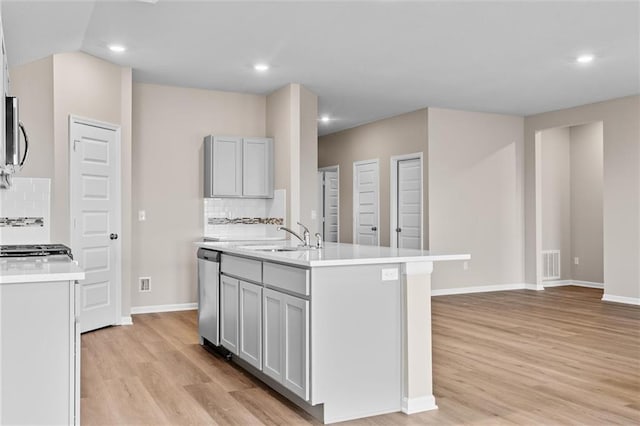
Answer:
(352, 159, 380, 245)
(390, 153, 424, 250)
(69, 115, 123, 326)
(318, 165, 340, 243)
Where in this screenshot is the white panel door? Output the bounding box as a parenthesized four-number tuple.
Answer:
(318, 170, 339, 243)
(323, 171, 339, 242)
(397, 158, 422, 249)
(70, 120, 120, 333)
(354, 161, 379, 245)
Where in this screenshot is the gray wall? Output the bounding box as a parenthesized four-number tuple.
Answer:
(570, 122, 603, 283)
(525, 95, 640, 300)
(540, 126, 572, 279)
(428, 108, 525, 290)
(131, 82, 266, 308)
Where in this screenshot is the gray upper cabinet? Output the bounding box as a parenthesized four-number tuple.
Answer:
(204, 135, 273, 198)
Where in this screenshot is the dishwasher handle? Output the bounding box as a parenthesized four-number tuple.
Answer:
(197, 248, 221, 262)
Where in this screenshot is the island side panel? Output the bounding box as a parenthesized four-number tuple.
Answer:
(310, 264, 402, 423)
(401, 261, 437, 413)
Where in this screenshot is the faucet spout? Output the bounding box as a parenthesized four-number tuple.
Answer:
(278, 222, 312, 247)
(277, 226, 305, 244)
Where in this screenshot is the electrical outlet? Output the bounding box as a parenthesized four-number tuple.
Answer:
(139, 277, 151, 292)
(381, 268, 399, 281)
(311, 210, 317, 220)
(463, 261, 469, 271)
(574, 257, 580, 265)
(138, 210, 146, 221)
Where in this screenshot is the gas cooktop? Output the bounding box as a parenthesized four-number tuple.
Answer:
(0, 244, 73, 259)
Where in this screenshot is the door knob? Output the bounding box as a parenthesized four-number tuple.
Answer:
(371, 226, 377, 231)
(110, 233, 118, 240)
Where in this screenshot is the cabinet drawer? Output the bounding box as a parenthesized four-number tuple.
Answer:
(221, 254, 262, 283)
(263, 262, 310, 297)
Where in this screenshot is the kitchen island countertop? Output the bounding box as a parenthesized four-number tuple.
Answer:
(195, 240, 470, 267)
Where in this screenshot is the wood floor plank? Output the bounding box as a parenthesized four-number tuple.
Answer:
(184, 382, 265, 425)
(81, 286, 640, 425)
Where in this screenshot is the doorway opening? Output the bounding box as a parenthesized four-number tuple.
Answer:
(535, 121, 604, 291)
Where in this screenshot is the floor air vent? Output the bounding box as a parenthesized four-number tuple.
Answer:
(542, 250, 561, 280)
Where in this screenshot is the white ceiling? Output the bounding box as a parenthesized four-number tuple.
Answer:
(2, 1, 639, 135)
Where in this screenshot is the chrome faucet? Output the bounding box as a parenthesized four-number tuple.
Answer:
(314, 232, 323, 249)
(278, 222, 311, 247)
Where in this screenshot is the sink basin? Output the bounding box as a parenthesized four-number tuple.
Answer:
(237, 245, 298, 252)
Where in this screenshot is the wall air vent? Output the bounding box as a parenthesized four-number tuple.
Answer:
(542, 250, 561, 280)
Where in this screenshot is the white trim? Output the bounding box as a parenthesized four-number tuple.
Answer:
(318, 165, 340, 243)
(390, 153, 424, 250)
(431, 283, 540, 296)
(119, 316, 133, 325)
(401, 396, 438, 414)
(601, 294, 640, 305)
(131, 302, 198, 314)
(69, 115, 122, 330)
(543, 280, 604, 289)
(572, 280, 604, 289)
(353, 159, 380, 245)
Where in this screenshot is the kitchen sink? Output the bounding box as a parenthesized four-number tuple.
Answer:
(236, 244, 318, 252)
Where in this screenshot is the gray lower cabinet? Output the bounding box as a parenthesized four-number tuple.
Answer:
(263, 287, 310, 401)
(220, 275, 239, 354)
(239, 280, 262, 369)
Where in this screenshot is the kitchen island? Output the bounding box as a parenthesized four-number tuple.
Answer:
(0, 256, 85, 425)
(195, 240, 469, 424)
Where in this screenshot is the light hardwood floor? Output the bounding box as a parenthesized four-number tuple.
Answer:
(81, 286, 640, 425)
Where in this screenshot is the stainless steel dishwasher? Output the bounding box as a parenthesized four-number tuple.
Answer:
(197, 248, 221, 346)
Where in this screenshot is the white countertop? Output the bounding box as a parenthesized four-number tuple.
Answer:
(0, 256, 85, 284)
(196, 241, 470, 267)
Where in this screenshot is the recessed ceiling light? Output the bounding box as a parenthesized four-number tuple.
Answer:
(320, 115, 331, 123)
(108, 44, 126, 53)
(576, 54, 595, 64)
(254, 63, 269, 72)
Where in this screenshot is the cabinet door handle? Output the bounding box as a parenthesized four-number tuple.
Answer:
(396, 228, 402, 233)
(371, 226, 377, 231)
(110, 233, 118, 240)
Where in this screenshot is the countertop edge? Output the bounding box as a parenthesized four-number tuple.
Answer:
(0, 271, 85, 284)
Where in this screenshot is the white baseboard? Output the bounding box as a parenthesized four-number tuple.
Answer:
(602, 294, 640, 306)
(401, 396, 438, 414)
(544, 280, 603, 289)
(119, 316, 133, 325)
(131, 302, 198, 315)
(432, 283, 535, 296)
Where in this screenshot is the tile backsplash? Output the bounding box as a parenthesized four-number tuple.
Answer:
(0, 177, 51, 244)
(204, 189, 286, 239)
